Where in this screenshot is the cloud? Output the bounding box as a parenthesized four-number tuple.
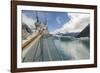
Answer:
(51, 13, 90, 34)
(56, 16, 61, 24)
(22, 13, 36, 29)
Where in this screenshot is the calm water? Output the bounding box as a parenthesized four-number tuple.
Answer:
(54, 36, 90, 60)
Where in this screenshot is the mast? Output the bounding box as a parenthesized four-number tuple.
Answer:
(36, 11, 39, 23)
(35, 11, 41, 30)
(44, 13, 48, 30)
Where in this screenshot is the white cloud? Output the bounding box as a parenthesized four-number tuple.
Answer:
(56, 16, 61, 24)
(22, 13, 36, 29)
(51, 13, 90, 34)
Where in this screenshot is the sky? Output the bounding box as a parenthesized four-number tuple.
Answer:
(22, 10, 90, 34)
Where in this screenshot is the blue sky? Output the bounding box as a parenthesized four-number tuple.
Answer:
(22, 10, 70, 32)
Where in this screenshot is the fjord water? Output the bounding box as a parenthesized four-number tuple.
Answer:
(54, 36, 90, 60)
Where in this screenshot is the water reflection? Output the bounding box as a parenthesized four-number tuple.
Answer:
(54, 37, 90, 60)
